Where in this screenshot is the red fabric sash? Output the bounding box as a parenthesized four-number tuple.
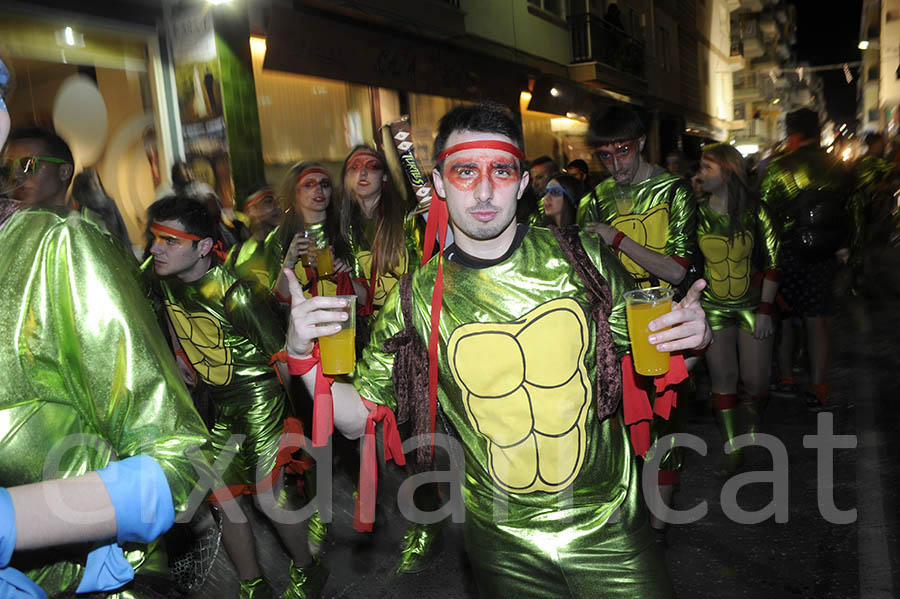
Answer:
(287, 344, 334, 447)
(620, 354, 688, 457)
(354, 399, 406, 532)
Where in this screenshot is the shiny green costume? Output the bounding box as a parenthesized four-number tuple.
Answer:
(577, 169, 696, 478)
(576, 169, 696, 289)
(849, 155, 896, 267)
(353, 227, 672, 598)
(0, 207, 212, 596)
(226, 236, 271, 296)
(346, 215, 423, 314)
(157, 264, 288, 496)
(697, 199, 780, 333)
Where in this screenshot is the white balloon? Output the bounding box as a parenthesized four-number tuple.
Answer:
(52, 74, 109, 166)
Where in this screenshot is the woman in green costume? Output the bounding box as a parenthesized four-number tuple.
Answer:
(695, 143, 780, 473)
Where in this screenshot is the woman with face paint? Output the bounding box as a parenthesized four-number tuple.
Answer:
(695, 143, 780, 474)
(264, 161, 364, 304)
(540, 174, 583, 227)
(339, 145, 423, 317)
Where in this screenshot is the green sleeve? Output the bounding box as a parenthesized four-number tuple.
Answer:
(40, 215, 213, 513)
(225, 279, 287, 357)
(759, 164, 792, 226)
(664, 182, 697, 260)
(349, 280, 405, 409)
(263, 227, 285, 291)
(757, 202, 780, 271)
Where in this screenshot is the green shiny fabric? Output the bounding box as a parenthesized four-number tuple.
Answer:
(346, 214, 424, 313)
(157, 265, 287, 488)
(226, 237, 271, 296)
(705, 305, 756, 334)
(576, 170, 696, 288)
(697, 198, 779, 312)
(353, 227, 672, 596)
(758, 146, 849, 238)
(849, 155, 896, 260)
(0, 207, 213, 595)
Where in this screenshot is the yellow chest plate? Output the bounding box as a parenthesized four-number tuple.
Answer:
(611, 203, 670, 286)
(356, 249, 408, 311)
(699, 232, 754, 300)
(447, 298, 590, 494)
(166, 302, 234, 386)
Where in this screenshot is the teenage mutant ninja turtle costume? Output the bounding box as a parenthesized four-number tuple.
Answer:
(227, 236, 270, 296)
(848, 154, 896, 280)
(575, 169, 696, 492)
(0, 207, 213, 597)
(696, 198, 780, 462)
(263, 222, 354, 302)
(351, 225, 674, 598)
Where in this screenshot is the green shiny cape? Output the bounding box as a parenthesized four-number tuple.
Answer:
(0, 207, 213, 594)
(697, 198, 780, 310)
(576, 170, 696, 287)
(352, 226, 671, 595)
(759, 146, 850, 238)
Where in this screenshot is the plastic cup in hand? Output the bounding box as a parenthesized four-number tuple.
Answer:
(298, 230, 315, 268)
(316, 246, 334, 277)
(319, 295, 356, 375)
(624, 286, 673, 376)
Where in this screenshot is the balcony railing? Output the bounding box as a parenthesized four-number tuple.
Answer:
(570, 13, 645, 80)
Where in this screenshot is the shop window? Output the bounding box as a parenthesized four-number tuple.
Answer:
(250, 40, 374, 183)
(0, 14, 169, 248)
(528, 0, 564, 18)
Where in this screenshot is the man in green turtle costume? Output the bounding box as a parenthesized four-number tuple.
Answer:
(283, 103, 712, 597)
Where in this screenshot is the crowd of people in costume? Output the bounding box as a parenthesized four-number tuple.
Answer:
(0, 49, 895, 598)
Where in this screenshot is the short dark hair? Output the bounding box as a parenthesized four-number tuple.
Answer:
(147, 195, 220, 243)
(785, 108, 820, 141)
(432, 103, 525, 170)
(566, 159, 588, 174)
(586, 105, 646, 146)
(529, 155, 557, 170)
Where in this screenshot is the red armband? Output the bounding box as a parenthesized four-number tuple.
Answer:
(354, 398, 406, 532)
(756, 302, 774, 315)
(763, 269, 781, 282)
(610, 231, 626, 252)
(287, 344, 334, 447)
(671, 255, 692, 269)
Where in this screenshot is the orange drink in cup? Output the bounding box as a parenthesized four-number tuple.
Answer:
(319, 295, 356, 375)
(624, 287, 673, 376)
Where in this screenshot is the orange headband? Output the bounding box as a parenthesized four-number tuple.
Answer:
(245, 188, 274, 210)
(150, 222, 203, 241)
(296, 167, 330, 185)
(435, 140, 525, 163)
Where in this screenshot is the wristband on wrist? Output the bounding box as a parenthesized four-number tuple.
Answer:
(95, 455, 174, 544)
(611, 231, 626, 252)
(757, 302, 774, 315)
(286, 344, 335, 447)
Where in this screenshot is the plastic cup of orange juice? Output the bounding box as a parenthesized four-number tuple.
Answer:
(624, 287, 673, 376)
(319, 295, 356, 375)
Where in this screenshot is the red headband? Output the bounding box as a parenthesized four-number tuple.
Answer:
(245, 188, 274, 210)
(150, 222, 227, 263)
(347, 150, 384, 167)
(435, 140, 526, 164)
(296, 167, 329, 185)
(150, 222, 203, 241)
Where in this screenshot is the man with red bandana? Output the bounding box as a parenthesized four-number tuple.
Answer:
(576, 105, 698, 535)
(283, 103, 712, 597)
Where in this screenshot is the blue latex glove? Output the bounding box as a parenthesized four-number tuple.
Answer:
(0, 488, 47, 599)
(76, 455, 175, 594)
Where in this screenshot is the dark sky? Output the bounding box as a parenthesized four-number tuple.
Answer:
(792, 0, 863, 125)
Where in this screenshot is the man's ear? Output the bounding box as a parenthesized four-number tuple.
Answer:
(198, 237, 214, 258)
(432, 168, 447, 199)
(639, 135, 647, 152)
(517, 168, 530, 199)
